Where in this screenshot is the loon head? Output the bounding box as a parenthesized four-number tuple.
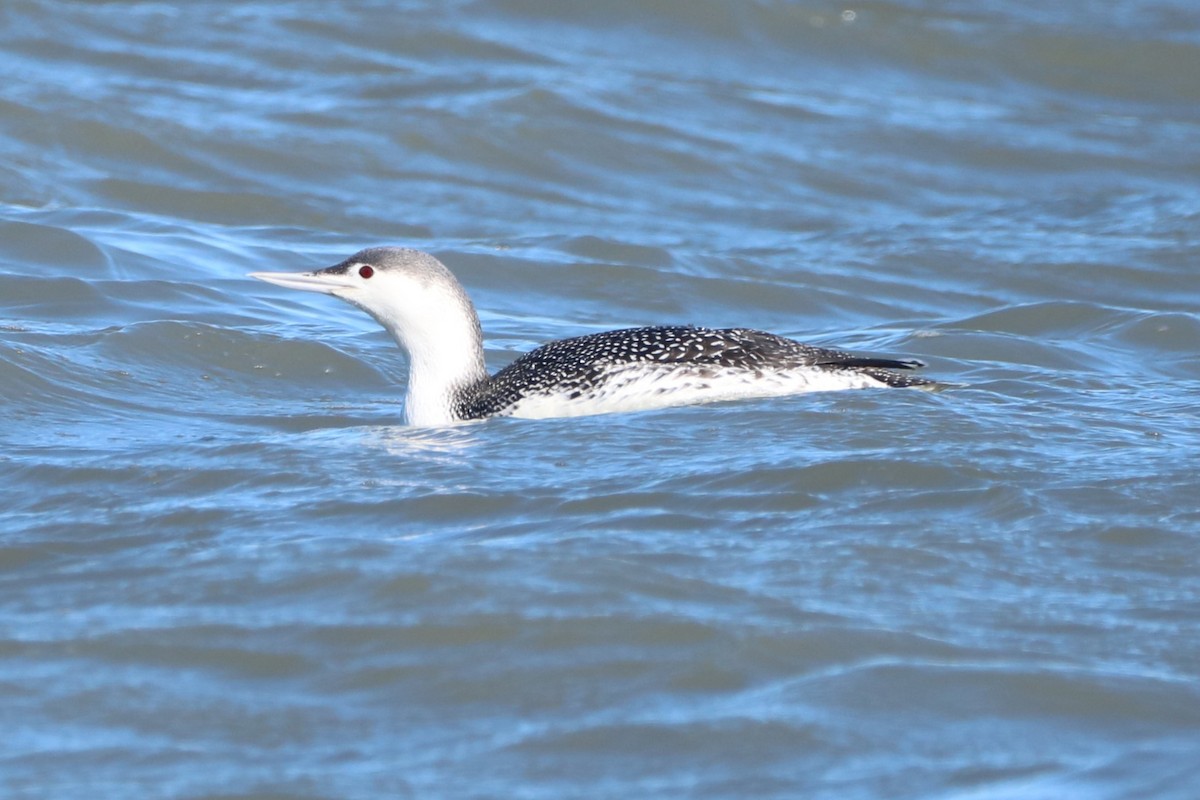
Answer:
(251, 246, 487, 425)
(250, 247, 467, 328)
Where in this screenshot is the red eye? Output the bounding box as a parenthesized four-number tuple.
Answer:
(358, 265, 374, 279)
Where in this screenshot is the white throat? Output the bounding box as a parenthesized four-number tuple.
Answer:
(352, 276, 487, 427)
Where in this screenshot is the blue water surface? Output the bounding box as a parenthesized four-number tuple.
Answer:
(2, 2, 1200, 798)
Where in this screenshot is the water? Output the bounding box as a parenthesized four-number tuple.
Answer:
(3, 1, 1200, 797)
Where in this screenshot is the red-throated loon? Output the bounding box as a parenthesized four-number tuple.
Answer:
(250, 247, 934, 426)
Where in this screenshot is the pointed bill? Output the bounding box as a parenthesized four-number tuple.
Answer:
(248, 270, 355, 294)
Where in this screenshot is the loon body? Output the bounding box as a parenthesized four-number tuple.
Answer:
(251, 247, 933, 427)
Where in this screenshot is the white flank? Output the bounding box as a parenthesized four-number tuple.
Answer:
(500, 362, 887, 420)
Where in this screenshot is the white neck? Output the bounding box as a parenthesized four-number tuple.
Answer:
(352, 278, 487, 427)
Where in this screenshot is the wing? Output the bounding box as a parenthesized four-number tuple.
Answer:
(651, 327, 925, 373)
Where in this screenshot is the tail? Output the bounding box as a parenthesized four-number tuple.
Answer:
(815, 356, 938, 389)
(816, 356, 925, 371)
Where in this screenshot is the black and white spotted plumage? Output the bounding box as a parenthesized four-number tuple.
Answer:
(454, 325, 931, 420)
(251, 248, 935, 426)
